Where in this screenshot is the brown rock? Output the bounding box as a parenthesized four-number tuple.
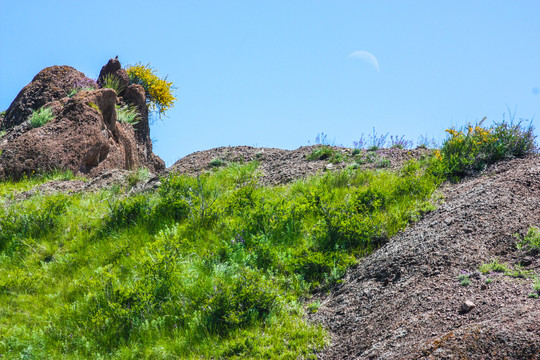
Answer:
(0, 89, 151, 179)
(97, 58, 130, 96)
(2, 66, 93, 130)
(460, 300, 476, 313)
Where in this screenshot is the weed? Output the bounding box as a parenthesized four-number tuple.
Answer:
(515, 226, 540, 251)
(353, 134, 366, 149)
(532, 277, 540, 294)
(67, 78, 97, 97)
(87, 102, 100, 112)
(307, 146, 345, 164)
(376, 158, 391, 168)
(458, 272, 470, 286)
(307, 300, 321, 313)
(368, 128, 389, 149)
(417, 134, 438, 149)
(0, 130, 6, 138)
(102, 74, 125, 94)
(29, 106, 54, 128)
(389, 135, 413, 149)
(126, 167, 150, 187)
(479, 259, 509, 274)
(210, 158, 226, 167)
(485, 278, 493, 284)
(116, 104, 140, 125)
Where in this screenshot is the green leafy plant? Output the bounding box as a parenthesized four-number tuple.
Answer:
(307, 146, 345, 164)
(307, 300, 321, 313)
(458, 272, 470, 286)
(434, 117, 536, 179)
(531, 277, 540, 296)
(102, 74, 125, 94)
(479, 259, 510, 274)
(515, 226, 540, 251)
(29, 106, 54, 128)
(126, 63, 176, 117)
(116, 104, 140, 125)
(210, 158, 227, 167)
(126, 167, 150, 187)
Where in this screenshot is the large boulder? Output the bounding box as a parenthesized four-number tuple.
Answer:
(0, 88, 163, 179)
(2, 66, 92, 130)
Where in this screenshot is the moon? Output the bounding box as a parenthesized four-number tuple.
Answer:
(348, 50, 380, 72)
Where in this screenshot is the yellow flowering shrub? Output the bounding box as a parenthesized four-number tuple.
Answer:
(126, 63, 176, 117)
(436, 117, 536, 179)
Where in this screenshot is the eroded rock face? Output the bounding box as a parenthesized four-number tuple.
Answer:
(2, 66, 92, 130)
(0, 60, 165, 180)
(0, 89, 163, 179)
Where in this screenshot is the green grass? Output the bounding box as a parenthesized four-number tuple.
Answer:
(102, 74, 125, 94)
(116, 104, 140, 125)
(0, 157, 441, 359)
(29, 106, 54, 128)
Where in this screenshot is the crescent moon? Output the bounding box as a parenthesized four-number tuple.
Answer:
(348, 51, 380, 72)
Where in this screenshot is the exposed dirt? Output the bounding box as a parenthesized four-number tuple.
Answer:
(167, 145, 432, 186)
(311, 155, 540, 360)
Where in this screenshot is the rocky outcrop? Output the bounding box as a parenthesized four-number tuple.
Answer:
(97, 58, 130, 96)
(0, 59, 165, 179)
(2, 66, 92, 130)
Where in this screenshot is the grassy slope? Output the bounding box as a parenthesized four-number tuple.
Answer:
(0, 158, 441, 359)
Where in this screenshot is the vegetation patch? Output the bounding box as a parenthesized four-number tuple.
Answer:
(29, 106, 54, 128)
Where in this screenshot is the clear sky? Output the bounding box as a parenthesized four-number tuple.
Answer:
(1, 1, 539, 166)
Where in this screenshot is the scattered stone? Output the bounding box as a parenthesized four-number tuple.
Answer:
(460, 300, 476, 313)
(444, 217, 454, 225)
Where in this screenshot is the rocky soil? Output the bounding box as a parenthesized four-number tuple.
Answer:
(311, 155, 540, 359)
(167, 145, 431, 186)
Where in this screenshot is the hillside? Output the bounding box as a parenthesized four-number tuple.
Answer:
(312, 155, 540, 359)
(1, 61, 538, 359)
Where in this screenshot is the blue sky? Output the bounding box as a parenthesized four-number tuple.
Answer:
(1, 1, 539, 166)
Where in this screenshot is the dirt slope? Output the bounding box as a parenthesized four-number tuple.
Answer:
(167, 145, 431, 185)
(311, 155, 540, 359)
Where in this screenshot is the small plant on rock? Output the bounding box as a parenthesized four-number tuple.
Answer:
(29, 106, 54, 128)
(68, 78, 97, 97)
(102, 74, 125, 94)
(116, 104, 140, 125)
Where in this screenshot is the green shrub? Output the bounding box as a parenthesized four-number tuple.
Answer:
(126, 167, 150, 187)
(435, 118, 536, 179)
(458, 273, 470, 286)
(210, 158, 226, 167)
(116, 104, 140, 125)
(29, 106, 54, 128)
(203, 269, 277, 334)
(307, 146, 345, 163)
(516, 226, 540, 251)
